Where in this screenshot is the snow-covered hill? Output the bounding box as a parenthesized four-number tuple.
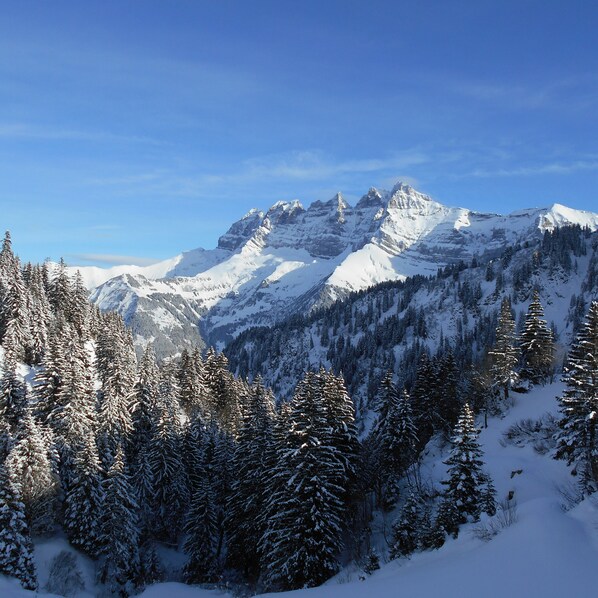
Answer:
(73, 183, 598, 355)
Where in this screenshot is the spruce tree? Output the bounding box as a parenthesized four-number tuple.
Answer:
(96, 316, 136, 467)
(488, 296, 520, 399)
(555, 301, 598, 492)
(97, 446, 140, 597)
(389, 491, 420, 559)
(63, 430, 104, 558)
(371, 375, 417, 508)
(183, 422, 219, 584)
(260, 372, 346, 591)
(441, 403, 493, 529)
(520, 290, 555, 384)
(0, 351, 27, 432)
(225, 376, 275, 579)
(0, 462, 37, 590)
(6, 410, 59, 535)
(148, 372, 189, 545)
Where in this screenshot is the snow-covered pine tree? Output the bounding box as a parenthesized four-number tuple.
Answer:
(1, 260, 32, 363)
(177, 349, 209, 417)
(520, 290, 555, 384)
(0, 349, 27, 433)
(488, 296, 520, 399)
(320, 369, 359, 500)
(555, 300, 598, 493)
(183, 420, 219, 584)
(389, 491, 421, 559)
(371, 374, 418, 508)
(6, 409, 59, 535)
(441, 403, 494, 530)
(0, 462, 37, 590)
(32, 319, 66, 429)
(435, 350, 461, 439)
(63, 429, 104, 558)
(148, 371, 189, 545)
(129, 346, 159, 465)
(96, 314, 137, 467)
(260, 371, 345, 591)
(97, 445, 140, 597)
(225, 376, 275, 579)
(410, 352, 436, 448)
(48, 258, 73, 316)
(69, 271, 90, 339)
(26, 265, 51, 365)
(203, 350, 241, 434)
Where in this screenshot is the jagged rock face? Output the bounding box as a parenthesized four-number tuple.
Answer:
(77, 183, 598, 356)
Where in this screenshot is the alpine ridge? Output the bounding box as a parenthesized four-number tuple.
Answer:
(74, 183, 598, 356)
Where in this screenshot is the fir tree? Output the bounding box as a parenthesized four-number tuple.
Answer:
(97, 446, 140, 597)
(555, 301, 598, 492)
(63, 430, 104, 558)
(488, 296, 520, 399)
(520, 290, 555, 384)
(6, 410, 59, 535)
(389, 491, 421, 559)
(441, 403, 493, 528)
(0, 462, 37, 590)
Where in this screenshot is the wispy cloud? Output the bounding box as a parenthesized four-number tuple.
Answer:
(0, 122, 164, 145)
(241, 149, 430, 181)
(444, 72, 598, 112)
(68, 253, 160, 266)
(466, 158, 598, 178)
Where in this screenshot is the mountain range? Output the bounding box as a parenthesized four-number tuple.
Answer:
(71, 182, 598, 356)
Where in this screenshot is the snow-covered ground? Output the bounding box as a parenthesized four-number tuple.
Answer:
(2, 381, 596, 598)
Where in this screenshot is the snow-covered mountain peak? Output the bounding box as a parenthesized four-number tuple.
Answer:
(385, 182, 444, 214)
(81, 182, 598, 353)
(356, 187, 385, 209)
(539, 202, 598, 232)
(265, 199, 304, 220)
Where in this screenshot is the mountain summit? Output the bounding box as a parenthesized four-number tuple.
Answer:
(75, 183, 598, 355)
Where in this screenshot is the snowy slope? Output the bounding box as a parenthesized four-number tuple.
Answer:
(78, 183, 598, 354)
(6, 384, 593, 597)
(268, 383, 598, 598)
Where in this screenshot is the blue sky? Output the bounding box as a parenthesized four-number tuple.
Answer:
(1, 0, 598, 266)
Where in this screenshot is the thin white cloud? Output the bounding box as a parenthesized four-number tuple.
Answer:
(68, 253, 161, 266)
(467, 159, 598, 178)
(0, 122, 164, 145)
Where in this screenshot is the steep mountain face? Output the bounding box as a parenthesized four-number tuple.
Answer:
(226, 227, 598, 406)
(78, 183, 598, 356)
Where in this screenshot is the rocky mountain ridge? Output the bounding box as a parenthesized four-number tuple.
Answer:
(72, 183, 598, 356)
